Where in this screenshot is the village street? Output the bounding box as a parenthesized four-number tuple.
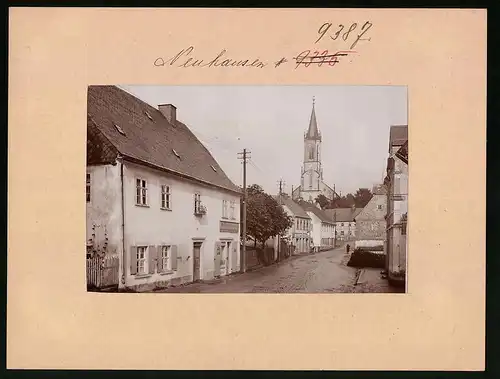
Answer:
(156, 246, 403, 294)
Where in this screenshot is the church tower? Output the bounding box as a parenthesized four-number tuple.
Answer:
(301, 97, 323, 198)
(293, 97, 336, 203)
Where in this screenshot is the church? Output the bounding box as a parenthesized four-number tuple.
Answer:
(292, 98, 337, 203)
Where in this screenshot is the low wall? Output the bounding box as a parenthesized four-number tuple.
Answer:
(355, 239, 384, 249)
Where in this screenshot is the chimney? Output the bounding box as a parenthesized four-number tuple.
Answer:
(158, 104, 177, 124)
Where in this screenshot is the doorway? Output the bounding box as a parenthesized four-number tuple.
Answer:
(193, 242, 202, 282)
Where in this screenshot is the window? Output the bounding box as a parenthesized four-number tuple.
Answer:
(86, 173, 91, 203)
(161, 245, 171, 271)
(296, 219, 299, 229)
(230, 201, 236, 219)
(137, 246, 147, 274)
(402, 221, 407, 235)
(377, 204, 383, 210)
(341, 231, 344, 236)
(222, 200, 228, 218)
(145, 111, 154, 121)
(341, 222, 344, 226)
(114, 123, 126, 136)
(309, 147, 314, 160)
(172, 149, 181, 159)
(194, 193, 202, 213)
(161, 185, 171, 209)
(309, 174, 313, 189)
(136, 179, 148, 206)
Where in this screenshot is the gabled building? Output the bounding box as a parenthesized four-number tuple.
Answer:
(325, 206, 364, 241)
(86, 85, 242, 291)
(384, 125, 408, 285)
(354, 185, 387, 249)
(275, 195, 312, 254)
(297, 200, 336, 251)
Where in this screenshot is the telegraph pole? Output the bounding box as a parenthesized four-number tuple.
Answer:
(237, 149, 251, 273)
(277, 179, 285, 263)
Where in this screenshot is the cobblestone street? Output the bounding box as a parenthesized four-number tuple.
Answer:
(157, 246, 404, 293)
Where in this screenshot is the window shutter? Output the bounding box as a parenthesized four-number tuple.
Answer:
(148, 245, 156, 274)
(232, 243, 238, 271)
(156, 246, 163, 273)
(130, 246, 138, 275)
(171, 245, 178, 270)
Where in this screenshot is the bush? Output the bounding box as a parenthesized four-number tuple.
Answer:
(347, 248, 385, 268)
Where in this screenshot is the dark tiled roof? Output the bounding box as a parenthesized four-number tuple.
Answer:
(324, 208, 363, 222)
(87, 85, 241, 194)
(275, 196, 311, 219)
(297, 200, 334, 224)
(389, 125, 408, 150)
(395, 140, 408, 164)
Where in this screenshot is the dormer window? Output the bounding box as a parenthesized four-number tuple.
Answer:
(145, 111, 154, 121)
(114, 123, 126, 136)
(172, 149, 181, 159)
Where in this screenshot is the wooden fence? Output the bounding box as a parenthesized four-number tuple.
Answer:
(86, 255, 119, 289)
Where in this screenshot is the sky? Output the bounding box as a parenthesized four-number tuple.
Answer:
(120, 85, 407, 196)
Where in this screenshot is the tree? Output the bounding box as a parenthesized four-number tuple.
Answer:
(353, 188, 372, 208)
(246, 184, 293, 249)
(315, 194, 331, 209)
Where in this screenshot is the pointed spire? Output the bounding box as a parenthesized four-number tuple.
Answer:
(306, 96, 321, 140)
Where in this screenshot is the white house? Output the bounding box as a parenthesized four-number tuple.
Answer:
(297, 200, 336, 252)
(325, 206, 363, 242)
(275, 195, 312, 254)
(86, 85, 242, 291)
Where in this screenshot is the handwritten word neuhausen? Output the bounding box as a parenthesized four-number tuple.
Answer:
(154, 46, 267, 68)
(315, 21, 373, 49)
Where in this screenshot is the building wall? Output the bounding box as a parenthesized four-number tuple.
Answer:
(320, 222, 336, 249)
(86, 164, 122, 258)
(307, 211, 322, 247)
(87, 160, 241, 291)
(122, 162, 241, 290)
(355, 193, 387, 245)
(335, 221, 356, 240)
(387, 156, 408, 275)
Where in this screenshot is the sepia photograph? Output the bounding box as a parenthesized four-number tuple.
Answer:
(86, 85, 408, 294)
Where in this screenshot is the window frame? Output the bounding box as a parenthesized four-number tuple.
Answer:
(230, 200, 236, 219)
(161, 245, 172, 272)
(160, 184, 172, 210)
(222, 200, 228, 219)
(194, 193, 202, 213)
(86, 173, 91, 203)
(136, 246, 147, 275)
(136, 178, 148, 206)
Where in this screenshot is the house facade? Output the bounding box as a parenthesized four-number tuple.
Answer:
(297, 200, 336, 251)
(277, 195, 312, 254)
(354, 185, 387, 249)
(325, 207, 363, 241)
(384, 125, 408, 283)
(86, 85, 241, 291)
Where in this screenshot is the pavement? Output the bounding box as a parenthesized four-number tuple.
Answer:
(156, 246, 404, 293)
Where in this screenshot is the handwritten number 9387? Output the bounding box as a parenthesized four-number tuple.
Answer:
(315, 21, 373, 49)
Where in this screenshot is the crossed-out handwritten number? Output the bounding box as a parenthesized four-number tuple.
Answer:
(315, 21, 372, 49)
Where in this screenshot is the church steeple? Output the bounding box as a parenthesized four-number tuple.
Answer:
(306, 96, 321, 140)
